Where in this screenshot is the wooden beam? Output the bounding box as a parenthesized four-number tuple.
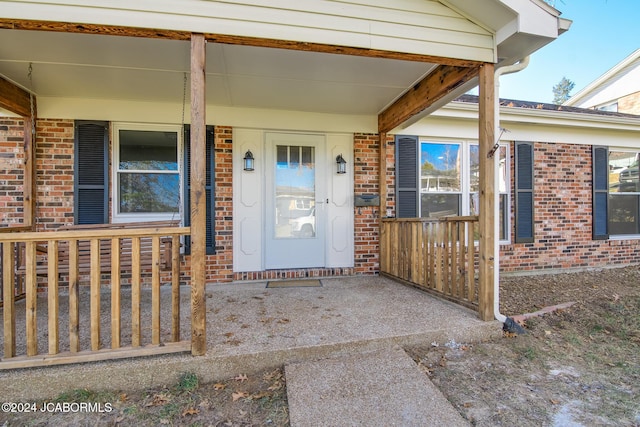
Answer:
(0, 75, 32, 117)
(378, 65, 479, 133)
(190, 33, 207, 356)
(23, 117, 36, 228)
(0, 19, 482, 68)
(477, 63, 495, 322)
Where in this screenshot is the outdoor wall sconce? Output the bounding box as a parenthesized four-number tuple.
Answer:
(243, 150, 254, 171)
(336, 154, 347, 174)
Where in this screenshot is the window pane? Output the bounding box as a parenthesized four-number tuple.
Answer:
(421, 143, 461, 192)
(119, 130, 178, 171)
(119, 173, 179, 213)
(468, 193, 508, 240)
(609, 194, 640, 235)
(499, 194, 507, 241)
(609, 151, 640, 193)
(499, 146, 508, 192)
(470, 145, 479, 193)
(421, 194, 460, 218)
(275, 145, 316, 239)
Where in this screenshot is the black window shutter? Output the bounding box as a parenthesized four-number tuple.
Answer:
(515, 142, 534, 243)
(183, 125, 215, 255)
(395, 135, 419, 218)
(74, 121, 108, 225)
(592, 146, 609, 240)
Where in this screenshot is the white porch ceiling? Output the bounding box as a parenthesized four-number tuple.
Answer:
(0, 29, 438, 117)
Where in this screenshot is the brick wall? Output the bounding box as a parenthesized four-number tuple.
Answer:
(500, 141, 640, 272)
(34, 119, 75, 230)
(9, 118, 640, 279)
(208, 126, 233, 282)
(0, 118, 74, 229)
(618, 91, 640, 115)
(353, 133, 381, 274)
(0, 119, 25, 226)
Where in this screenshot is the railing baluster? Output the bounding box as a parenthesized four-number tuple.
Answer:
(47, 240, 59, 355)
(90, 238, 101, 351)
(171, 235, 181, 342)
(131, 237, 141, 347)
(69, 239, 80, 352)
(3, 242, 16, 358)
(25, 241, 37, 356)
(462, 221, 468, 298)
(413, 222, 420, 283)
(467, 222, 476, 302)
(451, 221, 458, 298)
(152, 236, 161, 345)
(111, 237, 121, 349)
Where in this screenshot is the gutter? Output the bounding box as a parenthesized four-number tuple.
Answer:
(493, 57, 529, 332)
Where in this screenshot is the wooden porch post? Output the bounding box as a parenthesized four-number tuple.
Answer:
(478, 63, 496, 321)
(0, 76, 36, 228)
(23, 116, 36, 229)
(190, 33, 207, 355)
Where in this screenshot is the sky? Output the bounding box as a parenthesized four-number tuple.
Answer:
(495, 0, 640, 104)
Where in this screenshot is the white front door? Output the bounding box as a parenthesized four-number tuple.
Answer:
(265, 132, 326, 268)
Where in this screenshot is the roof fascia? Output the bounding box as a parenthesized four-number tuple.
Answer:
(432, 100, 640, 132)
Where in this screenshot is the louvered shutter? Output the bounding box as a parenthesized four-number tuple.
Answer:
(74, 121, 108, 224)
(396, 135, 419, 218)
(592, 146, 609, 240)
(183, 126, 215, 254)
(515, 142, 534, 243)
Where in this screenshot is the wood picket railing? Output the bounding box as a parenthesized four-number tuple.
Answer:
(0, 225, 190, 369)
(380, 216, 480, 311)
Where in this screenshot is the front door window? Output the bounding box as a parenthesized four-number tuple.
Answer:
(275, 145, 316, 238)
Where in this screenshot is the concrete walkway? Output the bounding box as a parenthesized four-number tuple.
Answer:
(1, 275, 497, 425)
(286, 346, 468, 427)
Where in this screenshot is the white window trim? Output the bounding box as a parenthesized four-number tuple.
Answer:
(111, 122, 183, 224)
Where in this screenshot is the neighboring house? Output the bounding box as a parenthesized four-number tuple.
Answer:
(564, 48, 640, 115)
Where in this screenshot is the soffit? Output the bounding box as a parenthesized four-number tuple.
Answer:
(0, 29, 437, 116)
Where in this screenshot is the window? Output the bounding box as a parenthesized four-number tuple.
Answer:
(605, 149, 640, 236)
(112, 124, 182, 222)
(396, 136, 509, 241)
(596, 102, 618, 113)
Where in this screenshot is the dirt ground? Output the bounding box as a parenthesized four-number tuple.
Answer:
(409, 265, 640, 426)
(1, 266, 639, 426)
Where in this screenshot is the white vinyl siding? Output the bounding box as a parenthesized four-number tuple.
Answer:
(2, 0, 495, 62)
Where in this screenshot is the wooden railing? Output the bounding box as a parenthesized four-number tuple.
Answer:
(0, 225, 190, 369)
(380, 216, 480, 311)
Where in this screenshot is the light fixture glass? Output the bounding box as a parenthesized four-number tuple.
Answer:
(336, 154, 347, 174)
(243, 150, 254, 171)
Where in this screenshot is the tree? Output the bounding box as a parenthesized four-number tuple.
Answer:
(552, 77, 575, 104)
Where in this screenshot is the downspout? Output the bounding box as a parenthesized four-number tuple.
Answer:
(493, 56, 530, 326)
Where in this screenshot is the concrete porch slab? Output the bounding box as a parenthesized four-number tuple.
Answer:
(0, 275, 500, 401)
